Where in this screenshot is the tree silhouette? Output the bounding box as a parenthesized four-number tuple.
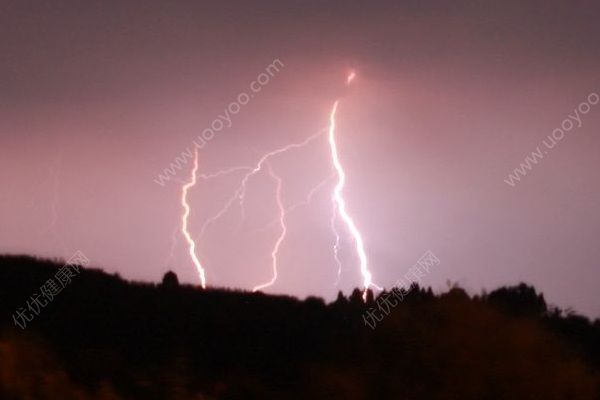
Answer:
(487, 283, 548, 317)
(0, 255, 598, 399)
(161, 270, 179, 289)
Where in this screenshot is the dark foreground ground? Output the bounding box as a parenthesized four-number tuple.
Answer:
(0, 255, 599, 399)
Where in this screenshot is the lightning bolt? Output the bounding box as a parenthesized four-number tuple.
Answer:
(331, 208, 343, 286)
(252, 173, 334, 234)
(194, 167, 254, 242)
(196, 129, 325, 243)
(174, 71, 377, 297)
(328, 72, 375, 300)
(181, 148, 207, 288)
(237, 129, 325, 227)
(252, 161, 286, 292)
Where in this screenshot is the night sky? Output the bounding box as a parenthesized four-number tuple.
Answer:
(1, 0, 599, 316)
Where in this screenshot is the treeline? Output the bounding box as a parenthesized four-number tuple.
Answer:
(0, 255, 599, 399)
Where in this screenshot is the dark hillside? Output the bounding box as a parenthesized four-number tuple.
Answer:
(1, 255, 598, 399)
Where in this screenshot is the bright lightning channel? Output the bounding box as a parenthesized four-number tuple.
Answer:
(181, 147, 207, 288)
(328, 72, 374, 300)
(180, 71, 377, 297)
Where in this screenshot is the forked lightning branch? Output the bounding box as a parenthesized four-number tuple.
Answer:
(178, 72, 379, 300)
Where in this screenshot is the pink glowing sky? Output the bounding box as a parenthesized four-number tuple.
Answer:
(1, 1, 599, 316)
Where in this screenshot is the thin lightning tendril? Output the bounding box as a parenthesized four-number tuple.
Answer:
(197, 185, 245, 242)
(252, 161, 287, 292)
(237, 129, 325, 226)
(196, 129, 325, 243)
(199, 166, 253, 180)
(252, 173, 334, 234)
(331, 207, 343, 286)
(164, 224, 180, 269)
(41, 151, 68, 257)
